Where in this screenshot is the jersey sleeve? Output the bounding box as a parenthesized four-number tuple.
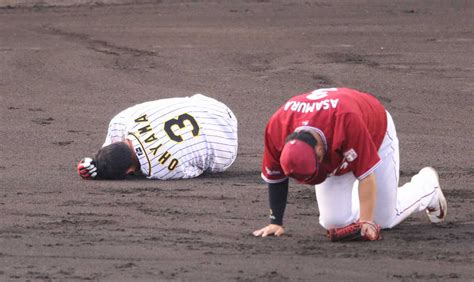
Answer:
(102, 110, 131, 147)
(261, 120, 288, 183)
(334, 113, 382, 179)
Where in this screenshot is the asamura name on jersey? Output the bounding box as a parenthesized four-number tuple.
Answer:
(261, 88, 387, 185)
(284, 98, 339, 113)
(103, 94, 238, 180)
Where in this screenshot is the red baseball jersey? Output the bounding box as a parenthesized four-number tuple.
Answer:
(261, 88, 387, 185)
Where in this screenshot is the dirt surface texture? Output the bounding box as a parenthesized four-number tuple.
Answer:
(1, 0, 473, 281)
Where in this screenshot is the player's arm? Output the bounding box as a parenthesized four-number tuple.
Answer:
(326, 173, 380, 242)
(268, 178, 289, 225)
(327, 114, 381, 241)
(253, 179, 289, 237)
(254, 118, 290, 237)
(358, 173, 376, 222)
(335, 113, 380, 222)
(102, 109, 132, 147)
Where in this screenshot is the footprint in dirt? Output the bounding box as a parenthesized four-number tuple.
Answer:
(32, 117, 54, 125)
(52, 141, 74, 146)
(67, 129, 94, 137)
(28, 108, 44, 112)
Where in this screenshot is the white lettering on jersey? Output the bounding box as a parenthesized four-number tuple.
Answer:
(306, 88, 338, 100)
(265, 166, 282, 176)
(284, 99, 339, 113)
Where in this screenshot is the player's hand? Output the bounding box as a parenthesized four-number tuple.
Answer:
(327, 220, 381, 242)
(252, 224, 285, 237)
(77, 157, 98, 179)
(360, 221, 380, 240)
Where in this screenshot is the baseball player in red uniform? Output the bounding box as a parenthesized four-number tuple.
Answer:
(77, 94, 238, 180)
(253, 88, 447, 241)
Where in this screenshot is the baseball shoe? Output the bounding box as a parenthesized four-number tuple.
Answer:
(421, 167, 447, 223)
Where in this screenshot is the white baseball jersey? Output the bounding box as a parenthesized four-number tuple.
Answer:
(103, 94, 238, 179)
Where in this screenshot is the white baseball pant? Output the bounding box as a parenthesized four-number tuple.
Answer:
(315, 111, 439, 229)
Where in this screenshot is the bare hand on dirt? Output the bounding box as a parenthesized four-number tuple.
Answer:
(253, 224, 285, 237)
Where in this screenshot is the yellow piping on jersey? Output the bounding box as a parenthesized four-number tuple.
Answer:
(128, 132, 152, 177)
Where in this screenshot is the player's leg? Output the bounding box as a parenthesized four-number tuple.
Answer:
(371, 110, 400, 228)
(374, 111, 441, 228)
(315, 173, 358, 229)
(388, 169, 442, 227)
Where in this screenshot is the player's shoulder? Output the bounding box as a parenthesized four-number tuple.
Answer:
(280, 87, 345, 103)
(268, 87, 362, 116)
(131, 97, 193, 114)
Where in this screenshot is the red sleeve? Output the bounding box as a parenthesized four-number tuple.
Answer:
(261, 120, 288, 184)
(334, 113, 381, 179)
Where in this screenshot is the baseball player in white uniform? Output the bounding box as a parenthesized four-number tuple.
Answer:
(77, 94, 238, 180)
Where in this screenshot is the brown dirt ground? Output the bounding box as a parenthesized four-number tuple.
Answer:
(1, 0, 473, 281)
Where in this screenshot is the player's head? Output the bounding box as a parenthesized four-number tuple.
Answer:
(280, 130, 319, 182)
(94, 142, 133, 179)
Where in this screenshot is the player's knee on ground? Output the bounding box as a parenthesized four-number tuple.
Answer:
(374, 211, 398, 229)
(319, 210, 358, 230)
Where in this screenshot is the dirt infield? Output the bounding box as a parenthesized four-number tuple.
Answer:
(1, 0, 473, 280)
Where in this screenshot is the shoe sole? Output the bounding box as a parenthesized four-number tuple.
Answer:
(424, 167, 447, 223)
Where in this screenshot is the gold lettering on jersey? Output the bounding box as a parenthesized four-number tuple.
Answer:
(144, 133, 158, 143)
(134, 114, 148, 123)
(168, 159, 178, 170)
(138, 124, 153, 134)
(133, 114, 178, 171)
(284, 99, 339, 113)
(149, 144, 162, 156)
(159, 151, 172, 164)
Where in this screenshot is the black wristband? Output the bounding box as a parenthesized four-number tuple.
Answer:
(268, 179, 289, 225)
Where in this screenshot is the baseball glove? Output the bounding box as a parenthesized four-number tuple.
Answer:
(77, 157, 98, 179)
(327, 221, 381, 242)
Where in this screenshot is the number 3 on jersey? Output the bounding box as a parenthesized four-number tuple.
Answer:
(164, 113, 200, 142)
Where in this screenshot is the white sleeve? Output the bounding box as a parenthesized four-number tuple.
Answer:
(102, 110, 131, 147)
